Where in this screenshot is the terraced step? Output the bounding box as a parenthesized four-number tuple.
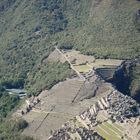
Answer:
(95, 125, 122, 140)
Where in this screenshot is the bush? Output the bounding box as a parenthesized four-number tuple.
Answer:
(59, 42, 73, 50)
(13, 119, 28, 132)
(0, 119, 33, 140)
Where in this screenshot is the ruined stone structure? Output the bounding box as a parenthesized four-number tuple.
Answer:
(107, 91, 140, 122)
(48, 124, 105, 140)
(49, 82, 140, 140)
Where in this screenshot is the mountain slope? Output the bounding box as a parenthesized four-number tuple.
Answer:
(0, 0, 140, 96)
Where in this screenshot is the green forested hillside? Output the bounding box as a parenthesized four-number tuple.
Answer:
(0, 85, 19, 121)
(0, 86, 34, 140)
(0, 0, 140, 96)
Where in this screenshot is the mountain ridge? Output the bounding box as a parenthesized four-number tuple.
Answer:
(0, 1, 140, 139)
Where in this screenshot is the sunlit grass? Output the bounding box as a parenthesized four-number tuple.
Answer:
(74, 65, 92, 73)
(95, 121, 132, 140)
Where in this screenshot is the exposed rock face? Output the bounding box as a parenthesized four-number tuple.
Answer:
(111, 59, 140, 102)
(111, 60, 133, 95)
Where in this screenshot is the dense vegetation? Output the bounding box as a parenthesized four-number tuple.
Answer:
(0, 86, 19, 121)
(26, 61, 74, 95)
(0, 86, 34, 140)
(0, 118, 34, 140)
(129, 61, 140, 100)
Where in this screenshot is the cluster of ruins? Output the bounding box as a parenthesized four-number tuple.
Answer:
(107, 91, 140, 122)
(48, 128, 71, 140)
(21, 96, 40, 115)
(79, 96, 109, 128)
(49, 89, 140, 139)
(79, 89, 140, 125)
(49, 122, 105, 140)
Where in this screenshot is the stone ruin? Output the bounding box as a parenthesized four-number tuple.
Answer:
(20, 97, 40, 115)
(107, 91, 140, 122)
(48, 127, 71, 140)
(79, 96, 109, 128)
(75, 127, 104, 140)
(79, 90, 140, 124)
(48, 122, 105, 140)
(48, 95, 110, 140)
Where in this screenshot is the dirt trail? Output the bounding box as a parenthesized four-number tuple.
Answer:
(34, 106, 55, 132)
(54, 46, 85, 81)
